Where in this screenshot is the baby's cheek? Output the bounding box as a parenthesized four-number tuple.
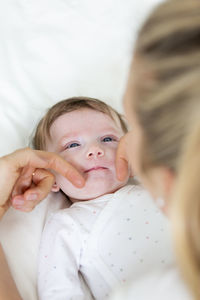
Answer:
(61, 153, 83, 171)
(106, 147, 118, 161)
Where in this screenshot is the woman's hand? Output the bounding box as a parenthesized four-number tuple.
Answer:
(0, 148, 85, 219)
(116, 133, 132, 181)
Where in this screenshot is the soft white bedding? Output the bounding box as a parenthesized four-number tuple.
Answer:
(0, 1, 163, 299)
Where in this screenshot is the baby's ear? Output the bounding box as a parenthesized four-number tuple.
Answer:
(51, 182, 60, 192)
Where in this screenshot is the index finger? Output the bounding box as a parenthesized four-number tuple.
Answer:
(7, 148, 85, 188)
(35, 150, 85, 187)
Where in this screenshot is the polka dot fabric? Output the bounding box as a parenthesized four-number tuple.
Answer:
(38, 185, 174, 300)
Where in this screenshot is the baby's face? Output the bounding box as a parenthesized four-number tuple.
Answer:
(46, 108, 129, 202)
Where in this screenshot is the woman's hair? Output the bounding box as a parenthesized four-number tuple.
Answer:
(131, 0, 200, 297)
(33, 96, 128, 150)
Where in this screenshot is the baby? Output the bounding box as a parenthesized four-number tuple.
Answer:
(34, 97, 174, 300)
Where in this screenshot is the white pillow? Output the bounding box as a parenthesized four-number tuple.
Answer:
(0, 0, 163, 298)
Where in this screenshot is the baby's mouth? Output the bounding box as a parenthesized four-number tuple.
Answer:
(84, 166, 108, 173)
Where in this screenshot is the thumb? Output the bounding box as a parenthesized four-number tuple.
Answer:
(116, 133, 131, 181)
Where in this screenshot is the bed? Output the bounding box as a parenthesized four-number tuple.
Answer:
(0, 1, 163, 299)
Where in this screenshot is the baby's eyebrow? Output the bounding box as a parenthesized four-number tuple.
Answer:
(99, 126, 123, 134)
(55, 133, 79, 151)
(59, 132, 80, 143)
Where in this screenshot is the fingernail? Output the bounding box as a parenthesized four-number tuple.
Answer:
(75, 179, 84, 187)
(13, 199, 25, 206)
(27, 194, 38, 201)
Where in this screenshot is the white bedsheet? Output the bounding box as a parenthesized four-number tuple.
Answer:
(0, 1, 163, 299)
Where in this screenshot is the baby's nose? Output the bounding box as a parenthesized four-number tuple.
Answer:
(87, 145, 104, 158)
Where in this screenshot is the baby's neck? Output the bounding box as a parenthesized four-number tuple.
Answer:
(69, 185, 127, 203)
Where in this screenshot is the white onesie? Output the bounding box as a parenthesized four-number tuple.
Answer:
(38, 184, 174, 300)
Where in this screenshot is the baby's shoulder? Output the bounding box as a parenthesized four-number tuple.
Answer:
(46, 207, 78, 228)
(46, 200, 102, 234)
(115, 183, 151, 200)
(113, 184, 162, 219)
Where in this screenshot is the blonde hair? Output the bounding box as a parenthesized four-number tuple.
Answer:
(131, 0, 200, 297)
(33, 96, 128, 150)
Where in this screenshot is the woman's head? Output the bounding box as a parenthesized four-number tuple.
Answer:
(124, 0, 200, 297)
(125, 0, 200, 174)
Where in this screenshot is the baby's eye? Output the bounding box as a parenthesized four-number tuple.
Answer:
(102, 136, 116, 142)
(66, 142, 80, 149)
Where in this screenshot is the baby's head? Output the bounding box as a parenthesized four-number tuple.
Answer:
(33, 97, 129, 202)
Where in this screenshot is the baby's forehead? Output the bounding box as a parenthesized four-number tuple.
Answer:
(51, 108, 123, 132)
(45, 109, 124, 151)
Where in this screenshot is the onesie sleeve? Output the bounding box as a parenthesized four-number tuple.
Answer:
(37, 211, 86, 300)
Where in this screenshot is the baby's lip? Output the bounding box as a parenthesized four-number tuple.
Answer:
(84, 166, 108, 173)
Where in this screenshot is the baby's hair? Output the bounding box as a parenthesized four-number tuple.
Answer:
(131, 0, 200, 297)
(33, 96, 128, 150)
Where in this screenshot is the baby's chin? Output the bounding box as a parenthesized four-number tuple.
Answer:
(65, 180, 126, 203)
